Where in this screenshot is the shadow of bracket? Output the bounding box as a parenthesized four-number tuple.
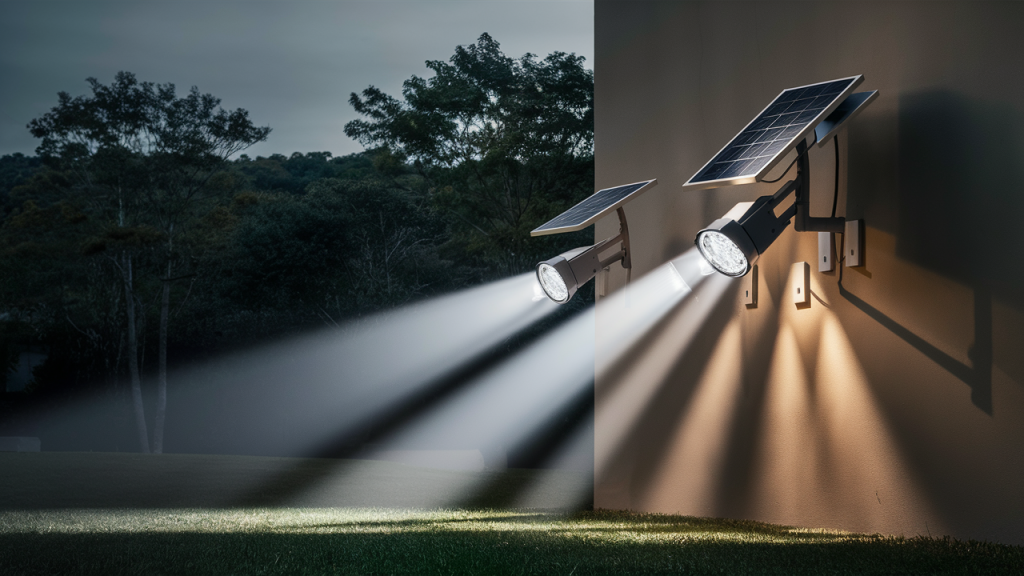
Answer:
(838, 281, 992, 415)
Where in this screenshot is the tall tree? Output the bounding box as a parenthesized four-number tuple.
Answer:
(28, 72, 269, 452)
(345, 33, 594, 276)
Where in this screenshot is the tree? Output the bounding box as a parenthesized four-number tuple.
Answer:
(231, 151, 380, 195)
(345, 33, 595, 276)
(28, 72, 269, 453)
(190, 176, 453, 337)
(0, 153, 43, 218)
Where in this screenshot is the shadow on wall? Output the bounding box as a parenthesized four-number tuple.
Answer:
(840, 90, 1024, 415)
(896, 90, 1024, 302)
(597, 279, 738, 508)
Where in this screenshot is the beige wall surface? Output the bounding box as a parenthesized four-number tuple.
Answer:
(593, 1, 1024, 545)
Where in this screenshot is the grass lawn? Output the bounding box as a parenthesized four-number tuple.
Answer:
(1, 453, 1022, 575)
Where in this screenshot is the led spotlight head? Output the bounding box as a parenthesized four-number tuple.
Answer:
(530, 180, 653, 303)
(536, 258, 575, 303)
(695, 218, 758, 278)
(535, 243, 607, 304)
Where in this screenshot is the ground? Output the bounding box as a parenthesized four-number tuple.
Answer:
(1, 453, 1021, 575)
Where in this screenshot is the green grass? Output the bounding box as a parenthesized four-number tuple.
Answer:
(1, 453, 1021, 575)
(3, 508, 1022, 575)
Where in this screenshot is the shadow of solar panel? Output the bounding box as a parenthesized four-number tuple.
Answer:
(683, 76, 863, 190)
(531, 179, 657, 236)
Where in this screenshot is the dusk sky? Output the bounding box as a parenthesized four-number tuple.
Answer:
(0, 0, 593, 158)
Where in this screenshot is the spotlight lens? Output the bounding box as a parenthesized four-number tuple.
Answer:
(697, 230, 748, 277)
(537, 263, 569, 303)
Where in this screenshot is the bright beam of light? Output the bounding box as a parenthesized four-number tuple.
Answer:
(169, 273, 561, 457)
(638, 317, 746, 513)
(36, 273, 558, 458)
(814, 315, 936, 536)
(751, 299, 938, 537)
(289, 307, 597, 508)
(34, 250, 733, 513)
(523, 249, 734, 509)
(595, 250, 703, 362)
(329, 248, 731, 510)
(594, 249, 734, 489)
(359, 307, 595, 456)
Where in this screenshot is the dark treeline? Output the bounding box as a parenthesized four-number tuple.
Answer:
(0, 33, 595, 452)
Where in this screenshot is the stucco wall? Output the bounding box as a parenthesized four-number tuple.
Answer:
(593, 0, 1024, 545)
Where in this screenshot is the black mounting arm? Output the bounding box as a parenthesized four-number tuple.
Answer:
(791, 139, 845, 233)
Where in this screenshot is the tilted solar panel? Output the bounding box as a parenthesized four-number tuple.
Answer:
(531, 179, 657, 236)
(682, 76, 863, 190)
(814, 90, 879, 146)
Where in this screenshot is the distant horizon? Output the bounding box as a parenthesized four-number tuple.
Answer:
(0, 148, 401, 161)
(0, 0, 594, 158)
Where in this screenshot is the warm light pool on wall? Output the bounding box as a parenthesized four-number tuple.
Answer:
(530, 180, 657, 303)
(683, 76, 877, 277)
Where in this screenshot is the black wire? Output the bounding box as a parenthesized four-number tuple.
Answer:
(837, 231, 845, 285)
(761, 153, 800, 184)
(832, 135, 844, 286)
(831, 134, 840, 218)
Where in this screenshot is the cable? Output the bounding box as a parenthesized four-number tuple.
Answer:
(760, 154, 799, 183)
(837, 230, 845, 285)
(761, 143, 811, 184)
(831, 134, 840, 218)
(833, 134, 844, 287)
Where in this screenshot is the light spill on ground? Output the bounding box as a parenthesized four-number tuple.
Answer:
(0, 508, 863, 546)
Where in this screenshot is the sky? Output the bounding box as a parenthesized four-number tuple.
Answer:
(0, 0, 593, 159)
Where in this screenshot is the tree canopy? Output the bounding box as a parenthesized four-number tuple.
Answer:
(21, 71, 271, 452)
(346, 33, 595, 274)
(1, 36, 595, 454)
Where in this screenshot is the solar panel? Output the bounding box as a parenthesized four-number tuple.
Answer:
(814, 91, 878, 146)
(531, 179, 657, 236)
(682, 75, 864, 190)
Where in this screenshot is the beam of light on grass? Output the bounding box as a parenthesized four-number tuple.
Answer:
(36, 273, 558, 459)
(3, 506, 1017, 575)
(0, 507, 894, 543)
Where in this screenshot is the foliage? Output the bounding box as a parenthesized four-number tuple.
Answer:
(27, 71, 271, 249)
(346, 33, 595, 276)
(0, 153, 42, 217)
(0, 35, 597, 452)
(0, 186, 113, 393)
(232, 151, 378, 194)
(177, 174, 460, 349)
(29, 71, 270, 165)
(22, 71, 272, 452)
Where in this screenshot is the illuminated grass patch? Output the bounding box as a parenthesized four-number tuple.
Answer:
(1, 508, 1022, 575)
(2, 453, 1021, 574)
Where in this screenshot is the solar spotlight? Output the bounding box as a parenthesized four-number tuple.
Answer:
(696, 187, 797, 277)
(531, 179, 658, 303)
(682, 75, 878, 277)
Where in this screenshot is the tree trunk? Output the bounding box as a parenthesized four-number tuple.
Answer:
(153, 260, 170, 454)
(124, 253, 149, 453)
